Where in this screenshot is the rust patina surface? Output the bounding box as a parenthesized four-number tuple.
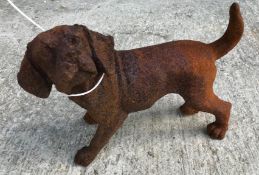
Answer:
(17, 3, 244, 167)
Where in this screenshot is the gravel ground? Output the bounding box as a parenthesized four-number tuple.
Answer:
(0, 0, 259, 174)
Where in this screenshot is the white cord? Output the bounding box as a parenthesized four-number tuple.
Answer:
(7, 0, 45, 31)
(67, 73, 105, 97)
(7, 0, 105, 97)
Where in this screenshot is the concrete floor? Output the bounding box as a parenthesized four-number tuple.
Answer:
(0, 0, 259, 174)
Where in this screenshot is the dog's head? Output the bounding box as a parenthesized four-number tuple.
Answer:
(17, 25, 115, 98)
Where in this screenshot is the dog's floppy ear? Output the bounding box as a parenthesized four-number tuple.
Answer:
(17, 50, 52, 98)
(84, 27, 115, 75)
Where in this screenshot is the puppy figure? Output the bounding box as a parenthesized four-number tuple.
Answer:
(17, 3, 243, 166)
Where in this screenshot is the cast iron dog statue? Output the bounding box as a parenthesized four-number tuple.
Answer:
(17, 3, 243, 166)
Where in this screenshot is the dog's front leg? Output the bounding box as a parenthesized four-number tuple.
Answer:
(74, 113, 127, 167)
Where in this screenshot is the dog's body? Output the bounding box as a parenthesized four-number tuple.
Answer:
(117, 41, 215, 112)
(17, 3, 243, 166)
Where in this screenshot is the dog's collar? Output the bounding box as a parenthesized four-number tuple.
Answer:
(67, 73, 105, 97)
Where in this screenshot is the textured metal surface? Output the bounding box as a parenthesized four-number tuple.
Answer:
(1, 0, 259, 174)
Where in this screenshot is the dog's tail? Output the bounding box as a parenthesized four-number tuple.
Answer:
(209, 3, 244, 60)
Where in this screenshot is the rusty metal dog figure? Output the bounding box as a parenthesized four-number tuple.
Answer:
(17, 3, 243, 166)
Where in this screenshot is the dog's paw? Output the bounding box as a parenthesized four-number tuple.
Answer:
(83, 113, 97, 125)
(207, 122, 228, 140)
(74, 146, 96, 167)
(179, 104, 198, 116)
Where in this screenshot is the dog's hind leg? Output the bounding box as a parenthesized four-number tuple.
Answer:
(184, 89, 232, 140)
(203, 95, 232, 140)
(75, 112, 127, 166)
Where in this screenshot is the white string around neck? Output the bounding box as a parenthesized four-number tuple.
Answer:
(7, 0, 105, 97)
